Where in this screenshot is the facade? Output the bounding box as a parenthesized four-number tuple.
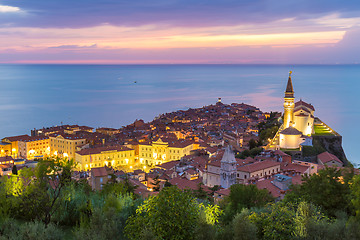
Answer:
(90, 167, 109, 190)
(220, 146, 237, 188)
(237, 160, 281, 183)
(204, 161, 221, 187)
(49, 134, 86, 160)
(136, 138, 194, 166)
(75, 145, 135, 170)
(18, 136, 50, 159)
(0, 142, 12, 157)
(96, 127, 120, 135)
(276, 72, 316, 150)
(2, 135, 30, 158)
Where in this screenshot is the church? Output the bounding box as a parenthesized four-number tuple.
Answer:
(269, 72, 315, 150)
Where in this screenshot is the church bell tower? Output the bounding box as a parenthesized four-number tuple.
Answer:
(283, 71, 295, 129)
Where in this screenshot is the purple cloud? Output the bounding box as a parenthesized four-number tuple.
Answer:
(1, 0, 360, 28)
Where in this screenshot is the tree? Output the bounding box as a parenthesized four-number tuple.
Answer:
(192, 182, 210, 201)
(12, 165, 18, 175)
(222, 184, 273, 223)
(35, 157, 77, 225)
(285, 167, 352, 217)
(233, 209, 257, 240)
(125, 186, 201, 240)
(249, 202, 296, 240)
(293, 201, 327, 239)
(249, 139, 257, 150)
(350, 174, 360, 221)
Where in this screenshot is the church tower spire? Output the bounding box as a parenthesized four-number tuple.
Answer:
(283, 71, 295, 128)
(285, 71, 294, 98)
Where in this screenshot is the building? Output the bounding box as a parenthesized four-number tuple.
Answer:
(0, 142, 12, 157)
(136, 138, 194, 166)
(237, 160, 281, 183)
(75, 145, 135, 170)
(96, 127, 120, 135)
(49, 134, 86, 160)
(220, 146, 237, 188)
(317, 151, 344, 167)
(2, 135, 30, 158)
(18, 136, 50, 159)
(90, 167, 109, 190)
(268, 72, 316, 150)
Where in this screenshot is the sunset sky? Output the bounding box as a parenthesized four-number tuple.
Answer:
(1, 0, 360, 64)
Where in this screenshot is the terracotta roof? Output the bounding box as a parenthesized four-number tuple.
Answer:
(295, 100, 315, 111)
(91, 167, 108, 177)
(317, 152, 343, 165)
(215, 188, 230, 196)
(207, 160, 221, 167)
(3, 135, 30, 142)
(169, 177, 210, 193)
(273, 150, 289, 157)
(185, 168, 197, 175)
(237, 160, 280, 173)
(49, 133, 86, 140)
(156, 160, 180, 170)
(280, 127, 302, 135)
(21, 136, 49, 142)
(256, 178, 282, 198)
(76, 145, 133, 155)
(281, 162, 309, 174)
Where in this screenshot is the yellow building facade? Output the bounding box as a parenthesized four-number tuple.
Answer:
(0, 142, 12, 157)
(137, 138, 194, 166)
(75, 146, 135, 171)
(49, 134, 86, 160)
(2, 135, 30, 158)
(18, 136, 50, 159)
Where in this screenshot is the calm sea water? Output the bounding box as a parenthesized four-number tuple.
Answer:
(0, 64, 358, 164)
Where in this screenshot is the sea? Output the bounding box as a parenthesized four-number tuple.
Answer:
(0, 64, 358, 165)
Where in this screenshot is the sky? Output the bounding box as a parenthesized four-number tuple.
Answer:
(1, 0, 360, 64)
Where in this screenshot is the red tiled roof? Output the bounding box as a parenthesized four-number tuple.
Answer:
(185, 168, 197, 175)
(156, 160, 180, 170)
(295, 100, 315, 111)
(169, 177, 210, 193)
(21, 136, 49, 142)
(215, 188, 230, 196)
(49, 133, 86, 140)
(237, 160, 280, 173)
(76, 145, 133, 155)
(281, 162, 309, 174)
(273, 150, 289, 157)
(91, 167, 108, 177)
(317, 152, 343, 165)
(3, 135, 30, 142)
(256, 179, 282, 198)
(280, 127, 302, 135)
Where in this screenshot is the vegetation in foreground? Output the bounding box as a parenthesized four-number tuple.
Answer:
(0, 157, 360, 239)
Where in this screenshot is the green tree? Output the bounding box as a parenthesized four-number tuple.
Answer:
(125, 186, 201, 240)
(293, 201, 327, 239)
(249, 139, 257, 150)
(285, 167, 352, 217)
(233, 209, 257, 240)
(350, 174, 360, 221)
(249, 202, 296, 240)
(222, 184, 273, 223)
(12, 165, 18, 175)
